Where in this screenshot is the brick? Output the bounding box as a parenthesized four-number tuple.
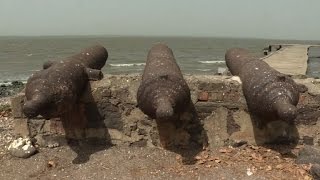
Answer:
(198, 91, 209, 101)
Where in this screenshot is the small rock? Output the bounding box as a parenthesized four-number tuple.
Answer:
(246, 168, 253, 176)
(34, 135, 46, 147)
(302, 136, 314, 145)
(8, 137, 36, 158)
(310, 164, 320, 180)
(219, 148, 233, 153)
(296, 146, 320, 164)
(250, 145, 259, 150)
(230, 76, 242, 84)
(275, 164, 284, 170)
(251, 153, 263, 161)
(266, 166, 272, 171)
(231, 140, 247, 147)
(217, 67, 228, 75)
(47, 160, 57, 168)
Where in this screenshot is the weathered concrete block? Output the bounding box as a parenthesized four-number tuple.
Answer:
(11, 93, 25, 118)
(203, 107, 229, 148)
(28, 119, 46, 137)
(13, 118, 29, 137)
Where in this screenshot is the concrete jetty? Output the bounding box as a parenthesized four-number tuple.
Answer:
(262, 44, 320, 75)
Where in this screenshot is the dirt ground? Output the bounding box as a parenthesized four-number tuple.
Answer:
(0, 107, 314, 180)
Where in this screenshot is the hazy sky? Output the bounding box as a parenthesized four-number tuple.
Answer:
(0, 0, 319, 40)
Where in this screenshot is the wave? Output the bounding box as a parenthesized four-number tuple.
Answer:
(196, 69, 212, 72)
(0, 80, 27, 86)
(109, 63, 146, 67)
(198, 61, 225, 64)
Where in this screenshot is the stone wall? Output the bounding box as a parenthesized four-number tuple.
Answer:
(11, 75, 320, 149)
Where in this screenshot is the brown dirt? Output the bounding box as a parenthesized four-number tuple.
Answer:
(0, 107, 314, 180)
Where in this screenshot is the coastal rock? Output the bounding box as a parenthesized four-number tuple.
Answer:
(8, 137, 36, 158)
(310, 164, 320, 179)
(296, 146, 320, 164)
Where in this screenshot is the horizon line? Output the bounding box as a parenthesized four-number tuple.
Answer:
(0, 34, 319, 42)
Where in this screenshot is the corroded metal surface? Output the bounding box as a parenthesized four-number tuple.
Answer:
(23, 45, 108, 119)
(225, 48, 303, 123)
(137, 44, 191, 120)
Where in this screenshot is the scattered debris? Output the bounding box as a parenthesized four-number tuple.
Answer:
(189, 145, 314, 179)
(47, 142, 60, 148)
(0, 105, 11, 117)
(8, 137, 36, 158)
(219, 148, 233, 153)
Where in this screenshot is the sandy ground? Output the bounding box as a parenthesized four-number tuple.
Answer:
(0, 102, 313, 180)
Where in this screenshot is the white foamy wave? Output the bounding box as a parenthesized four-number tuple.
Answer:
(196, 69, 212, 72)
(198, 61, 225, 64)
(0, 80, 27, 86)
(109, 63, 146, 67)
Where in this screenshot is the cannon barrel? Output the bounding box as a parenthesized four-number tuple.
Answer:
(225, 48, 301, 122)
(23, 45, 108, 119)
(137, 43, 191, 120)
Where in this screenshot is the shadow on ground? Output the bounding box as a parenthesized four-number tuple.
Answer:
(61, 84, 113, 164)
(155, 102, 207, 165)
(250, 113, 299, 157)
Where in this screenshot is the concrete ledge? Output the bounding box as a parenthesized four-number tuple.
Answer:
(10, 75, 320, 149)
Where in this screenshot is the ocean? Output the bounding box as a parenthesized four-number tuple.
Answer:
(0, 36, 319, 83)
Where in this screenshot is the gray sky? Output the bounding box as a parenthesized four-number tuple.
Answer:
(0, 0, 319, 40)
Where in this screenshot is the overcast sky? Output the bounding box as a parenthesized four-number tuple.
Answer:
(0, 0, 319, 40)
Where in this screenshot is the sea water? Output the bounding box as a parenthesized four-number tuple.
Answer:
(0, 36, 319, 83)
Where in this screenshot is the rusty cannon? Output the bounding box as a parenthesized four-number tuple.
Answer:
(23, 45, 108, 119)
(225, 48, 305, 124)
(137, 43, 191, 121)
